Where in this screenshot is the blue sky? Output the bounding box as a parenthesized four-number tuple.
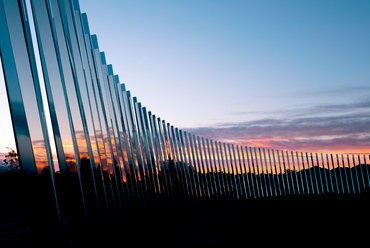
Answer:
(1, 0, 369, 156)
(77, 0, 370, 153)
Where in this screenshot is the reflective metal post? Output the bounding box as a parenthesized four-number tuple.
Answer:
(210, 140, 222, 197)
(250, 147, 262, 197)
(240, 147, 252, 198)
(185, 132, 201, 198)
(310, 153, 319, 194)
(336, 154, 344, 194)
(341, 154, 350, 193)
(227, 143, 238, 199)
(320, 153, 329, 193)
(330, 154, 339, 193)
(207, 139, 219, 197)
(237, 145, 248, 198)
(281, 150, 290, 195)
(277, 150, 286, 195)
(290, 151, 300, 194)
(315, 153, 324, 194)
(352, 155, 361, 193)
(220, 142, 231, 197)
(271, 150, 281, 196)
(285, 150, 295, 194)
(231, 144, 242, 198)
(201, 137, 214, 197)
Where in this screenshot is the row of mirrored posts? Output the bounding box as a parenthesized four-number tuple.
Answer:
(1, 0, 370, 245)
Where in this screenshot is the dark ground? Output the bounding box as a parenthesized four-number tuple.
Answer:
(1, 187, 369, 247)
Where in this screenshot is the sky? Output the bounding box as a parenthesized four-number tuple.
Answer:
(1, 0, 370, 159)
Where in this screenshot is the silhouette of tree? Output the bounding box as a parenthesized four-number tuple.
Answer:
(1, 147, 20, 172)
(285, 168, 297, 174)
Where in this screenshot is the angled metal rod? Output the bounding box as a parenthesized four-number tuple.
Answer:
(184, 132, 200, 198)
(330, 154, 339, 194)
(281, 150, 290, 195)
(207, 139, 219, 197)
(202, 137, 215, 197)
(285, 150, 295, 194)
(352, 155, 361, 193)
(276, 150, 286, 195)
(237, 145, 248, 198)
(310, 153, 319, 194)
(210, 140, 223, 198)
(315, 153, 324, 194)
(198, 136, 211, 198)
(263, 148, 273, 196)
(217, 141, 228, 199)
(335, 154, 344, 194)
(220, 143, 232, 197)
(178, 129, 195, 198)
(341, 154, 350, 194)
(189, 134, 204, 198)
(250, 147, 262, 197)
(240, 147, 252, 198)
(290, 151, 300, 194)
(227, 143, 239, 199)
(231, 144, 243, 199)
(270, 150, 281, 196)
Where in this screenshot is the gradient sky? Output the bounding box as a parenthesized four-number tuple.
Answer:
(1, 0, 369, 158)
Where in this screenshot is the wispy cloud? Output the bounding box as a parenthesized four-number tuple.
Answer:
(136, 54, 150, 65)
(183, 100, 370, 153)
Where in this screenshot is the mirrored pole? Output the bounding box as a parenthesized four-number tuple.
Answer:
(335, 154, 344, 194)
(240, 147, 252, 198)
(218, 142, 230, 198)
(0, 0, 62, 241)
(80, 13, 112, 217)
(169, 125, 187, 197)
(321, 153, 329, 193)
(281, 150, 290, 195)
(271, 150, 281, 196)
(364, 155, 370, 187)
(148, 112, 166, 199)
(315, 153, 324, 194)
(236, 145, 248, 198)
(177, 129, 194, 198)
(250, 147, 262, 197)
(231, 144, 242, 199)
(305, 152, 315, 194)
(346, 154, 355, 193)
(158, 118, 175, 202)
(263, 149, 277, 196)
(341, 154, 350, 193)
(277, 150, 286, 195)
(226, 143, 238, 199)
(197, 136, 211, 198)
(202, 137, 218, 197)
(310, 153, 319, 194)
(295, 152, 305, 194)
(352, 155, 361, 193)
(151, 114, 171, 201)
(143, 108, 162, 199)
(189, 133, 204, 198)
(245, 147, 257, 198)
(185, 132, 201, 198)
(262, 148, 273, 196)
(210, 140, 223, 198)
(325, 154, 334, 193)
(289, 151, 300, 194)
(256, 148, 268, 196)
(216, 141, 228, 200)
(329, 154, 339, 194)
(357, 155, 366, 190)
